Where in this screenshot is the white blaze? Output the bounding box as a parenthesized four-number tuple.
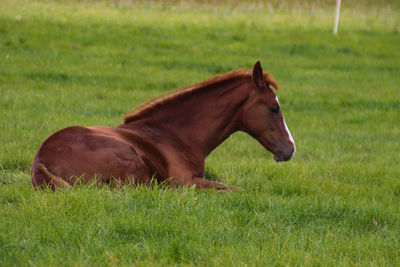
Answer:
(276, 97, 295, 151)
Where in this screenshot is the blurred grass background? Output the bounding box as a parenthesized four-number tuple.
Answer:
(0, 0, 399, 265)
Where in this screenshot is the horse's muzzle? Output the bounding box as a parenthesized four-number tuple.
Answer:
(274, 148, 295, 162)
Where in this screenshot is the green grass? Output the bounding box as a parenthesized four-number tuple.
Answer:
(1, 0, 400, 265)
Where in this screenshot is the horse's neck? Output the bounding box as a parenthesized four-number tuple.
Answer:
(180, 81, 249, 156)
(125, 79, 250, 157)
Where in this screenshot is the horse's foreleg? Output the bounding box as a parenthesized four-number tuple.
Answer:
(189, 177, 236, 192)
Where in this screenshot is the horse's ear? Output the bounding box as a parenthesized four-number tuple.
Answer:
(252, 61, 266, 90)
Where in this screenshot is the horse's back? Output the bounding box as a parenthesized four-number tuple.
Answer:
(31, 125, 152, 189)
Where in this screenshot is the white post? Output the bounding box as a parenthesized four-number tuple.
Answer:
(333, 0, 341, 35)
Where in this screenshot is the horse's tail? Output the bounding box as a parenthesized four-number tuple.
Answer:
(31, 163, 71, 191)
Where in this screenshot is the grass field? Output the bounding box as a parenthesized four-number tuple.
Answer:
(1, 0, 400, 265)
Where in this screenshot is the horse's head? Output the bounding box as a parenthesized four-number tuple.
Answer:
(241, 61, 295, 162)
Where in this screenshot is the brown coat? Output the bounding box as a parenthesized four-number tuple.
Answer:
(31, 62, 295, 191)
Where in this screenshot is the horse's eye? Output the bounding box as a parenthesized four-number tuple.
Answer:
(270, 106, 280, 114)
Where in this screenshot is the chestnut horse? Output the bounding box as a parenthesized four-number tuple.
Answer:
(31, 61, 295, 191)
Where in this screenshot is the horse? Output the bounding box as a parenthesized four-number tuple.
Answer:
(31, 61, 295, 191)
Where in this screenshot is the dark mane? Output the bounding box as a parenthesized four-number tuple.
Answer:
(123, 69, 279, 123)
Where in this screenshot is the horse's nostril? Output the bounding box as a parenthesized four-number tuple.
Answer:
(274, 147, 295, 162)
